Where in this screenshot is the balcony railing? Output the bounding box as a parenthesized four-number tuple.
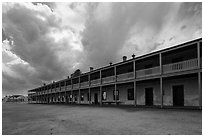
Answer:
(80, 81, 89, 88)
(55, 88, 60, 92)
(163, 58, 198, 74)
(102, 76, 115, 84)
(91, 79, 101, 86)
(117, 72, 134, 81)
(60, 86, 66, 92)
(66, 85, 72, 90)
(73, 83, 79, 89)
(136, 66, 160, 78)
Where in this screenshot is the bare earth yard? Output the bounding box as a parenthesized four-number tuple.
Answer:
(2, 103, 202, 135)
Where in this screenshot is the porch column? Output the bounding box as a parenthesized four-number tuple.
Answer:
(100, 70, 102, 105)
(65, 91, 67, 104)
(89, 88, 91, 104)
(71, 90, 73, 104)
(134, 81, 137, 106)
(114, 66, 117, 104)
(79, 89, 81, 104)
(133, 60, 137, 106)
(100, 86, 102, 105)
(160, 53, 163, 108)
(160, 77, 163, 108)
(88, 73, 91, 105)
(71, 78, 73, 104)
(47, 93, 49, 104)
(198, 72, 202, 109)
(79, 76, 81, 104)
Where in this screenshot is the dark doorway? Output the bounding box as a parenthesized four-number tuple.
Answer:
(94, 93, 98, 104)
(173, 85, 184, 106)
(145, 87, 153, 106)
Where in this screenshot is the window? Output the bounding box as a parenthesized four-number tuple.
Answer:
(102, 91, 107, 100)
(127, 88, 134, 100)
(81, 93, 84, 101)
(113, 90, 119, 100)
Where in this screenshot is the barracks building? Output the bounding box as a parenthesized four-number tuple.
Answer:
(28, 38, 202, 109)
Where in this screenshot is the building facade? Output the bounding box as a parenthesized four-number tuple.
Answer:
(28, 38, 202, 108)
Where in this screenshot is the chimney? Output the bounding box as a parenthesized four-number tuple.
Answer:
(132, 54, 135, 59)
(123, 56, 127, 61)
(109, 62, 112, 66)
(90, 67, 94, 71)
(67, 76, 69, 79)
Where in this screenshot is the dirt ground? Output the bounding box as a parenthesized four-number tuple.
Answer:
(2, 103, 202, 135)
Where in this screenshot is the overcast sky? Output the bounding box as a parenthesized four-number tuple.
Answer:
(2, 2, 202, 96)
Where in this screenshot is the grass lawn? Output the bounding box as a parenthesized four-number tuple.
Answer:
(2, 103, 202, 135)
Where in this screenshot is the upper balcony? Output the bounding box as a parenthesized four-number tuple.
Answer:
(72, 77, 79, 89)
(116, 62, 134, 81)
(80, 74, 89, 88)
(163, 58, 199, 74)
(73, 83, 79, 89)
(102, 67, 115, 84)
(66, 85, 72, 90)
(91, 79, 101, 86)
(117, 72, 134, 81)
(80, 81, 89, 88)
(90, 71, 100, 86)
(102, 76, 115, 84)
(136, 66, 160, 78)
(162, 43, 199, 74)
(135, 54, 160, 78)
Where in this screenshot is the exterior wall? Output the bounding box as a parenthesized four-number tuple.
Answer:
(72, 90, 79, 103)
(136, 79, 161, 106)
(65, 91, 72, 103)
(80, 89, 89, 104)
(163, 76, 199, 106)
(90, 88, 100, 104)
(117, 83, 135, 105)
(102, 85, 115, 102)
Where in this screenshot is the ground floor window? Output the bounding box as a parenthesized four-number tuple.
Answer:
(81, 93, 84, 101)
(127, 88, 134, 100)
(102, 91, 107, 100)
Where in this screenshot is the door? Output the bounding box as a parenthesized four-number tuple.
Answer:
(145, 88, 153, 106)
(94, 93, 98, 104)
(173, 85, 184, 106)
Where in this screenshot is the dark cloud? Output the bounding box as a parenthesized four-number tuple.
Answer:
(81, 3, 178, 68)
(2, 2, 202, 96)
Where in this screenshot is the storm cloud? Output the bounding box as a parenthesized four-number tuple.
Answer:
(2, 2, 202, 96)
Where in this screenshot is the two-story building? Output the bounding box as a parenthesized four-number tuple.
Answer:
(28, 38, 202, 109)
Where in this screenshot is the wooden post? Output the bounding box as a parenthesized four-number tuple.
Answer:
(133, 61, 137, 106)
(89, 73, 91, 105)
(100, 70, 102, 106)
(160, 77, 163, 108)
(160, 53, 163, 108)
(79, 76, 81, 104)
(114, 66, 117, 104)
